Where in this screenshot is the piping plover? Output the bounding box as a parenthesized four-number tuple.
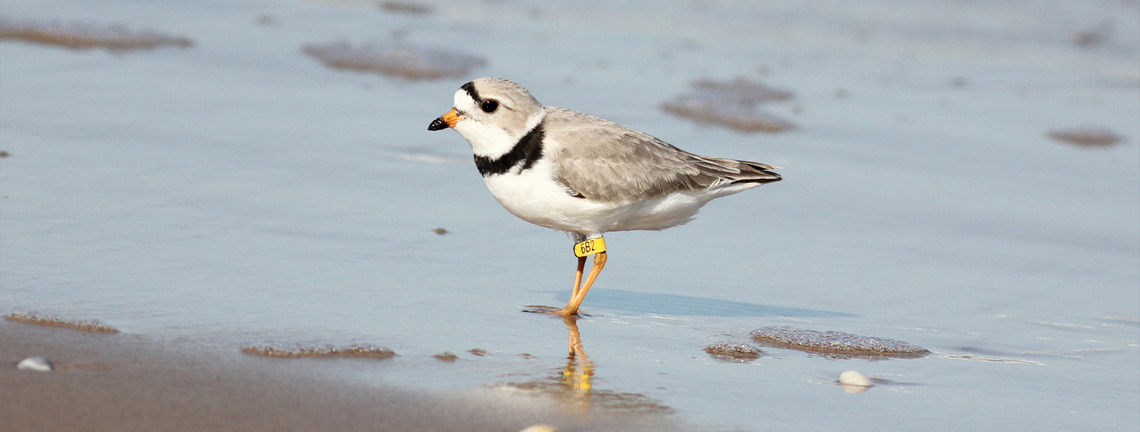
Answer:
(429, 78, 781, 316)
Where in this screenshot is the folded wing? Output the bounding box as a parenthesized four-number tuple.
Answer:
(547, 107, 781, 203)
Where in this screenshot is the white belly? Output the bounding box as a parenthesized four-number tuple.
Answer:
(482, 159, 711, 236)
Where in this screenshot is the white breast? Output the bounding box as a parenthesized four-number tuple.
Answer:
(482, 158, 713, 237)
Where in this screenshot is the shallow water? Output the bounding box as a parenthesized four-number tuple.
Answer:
(2, 0, 1138, 430)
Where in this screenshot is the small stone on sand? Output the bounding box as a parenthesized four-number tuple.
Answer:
(518, 424, 558, 432)
(468, 348, 489, 356)
(17, 356, 54, 372)
(838, 370, 872, 387)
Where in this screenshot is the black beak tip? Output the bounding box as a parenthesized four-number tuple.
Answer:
(428, 117, 448, 131)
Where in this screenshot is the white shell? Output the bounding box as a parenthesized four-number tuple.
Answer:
(838, 370, 873, 387)
(518, 425, 558, 432)
(17, 356, 54, 372)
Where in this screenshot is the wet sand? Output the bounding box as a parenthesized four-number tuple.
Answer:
(0, 321, 683, 432)
(1, 0, 1136, 429)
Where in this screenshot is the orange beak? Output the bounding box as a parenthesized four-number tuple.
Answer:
(427, 108, 460, 131)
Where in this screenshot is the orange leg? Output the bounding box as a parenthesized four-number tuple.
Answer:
(558, 251, 607, 316)
(570, 256, 587, 299)
(564, 315, 582, 357)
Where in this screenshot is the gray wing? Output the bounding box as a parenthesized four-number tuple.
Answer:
(545, 107, 781, 203)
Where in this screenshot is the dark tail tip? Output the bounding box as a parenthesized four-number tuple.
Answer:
(731, 162, 781, 184)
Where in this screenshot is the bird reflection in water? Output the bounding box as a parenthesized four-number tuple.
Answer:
(561, 316, 594, 408)
(504, 316, 673, 416)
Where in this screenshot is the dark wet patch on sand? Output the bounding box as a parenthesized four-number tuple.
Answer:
(433, 352, 459, 362)
(0, 15, 193, 51)
(379, 1, 433, 15)
(241, 343, 396, 359)
(4, 312, 119, 334)
(703, 342, 762, 362)
(1047, 126, 1123, 148)
(661, 77, 796, 133)
(1073, 23, 1116, 48)
(302, 41, 485, 80)
(690, 78, 794, 103)
(750, 326, 928, 359)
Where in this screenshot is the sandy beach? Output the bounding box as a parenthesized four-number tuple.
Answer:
(1, 0, 1137, 430)
(0, 320, 683, 432)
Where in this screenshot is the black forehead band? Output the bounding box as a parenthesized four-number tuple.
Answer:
(460, 81, 481, 103)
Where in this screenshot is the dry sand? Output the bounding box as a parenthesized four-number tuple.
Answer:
(0, 321, 683, 432)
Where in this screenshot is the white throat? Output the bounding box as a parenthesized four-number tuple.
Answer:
(456, 108, 546, 159)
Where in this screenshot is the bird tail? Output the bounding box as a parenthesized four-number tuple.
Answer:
(729, 161, 782, 185)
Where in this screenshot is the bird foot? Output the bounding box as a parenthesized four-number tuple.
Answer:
(521, 305, 588, 317)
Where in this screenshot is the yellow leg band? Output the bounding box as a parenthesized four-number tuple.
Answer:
(573, 237, 606, 257)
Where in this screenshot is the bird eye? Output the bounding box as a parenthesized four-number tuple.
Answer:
(481, 99, 499, 113)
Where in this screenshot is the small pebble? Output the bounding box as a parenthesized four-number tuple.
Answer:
(468, 348, 489, 356)
(838, 370, 873, 387)
(17, 356, 54, 372)
(518, 425, 558, 432)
